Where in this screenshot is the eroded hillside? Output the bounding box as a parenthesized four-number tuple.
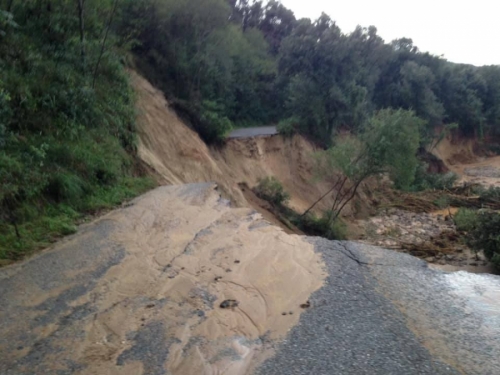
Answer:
(131, 71, 340, 216)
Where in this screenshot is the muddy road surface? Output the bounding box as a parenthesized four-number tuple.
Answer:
(1, 183, 499, 374)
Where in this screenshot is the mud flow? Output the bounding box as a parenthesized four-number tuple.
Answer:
(0, 184, 325, 375)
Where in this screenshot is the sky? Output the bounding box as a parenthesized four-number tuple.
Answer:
(279, 0, 499, 66)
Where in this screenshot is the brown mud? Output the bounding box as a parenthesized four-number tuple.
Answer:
(0, 184, 326, 374)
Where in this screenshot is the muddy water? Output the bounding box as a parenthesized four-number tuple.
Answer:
(445, 271, 500, 332)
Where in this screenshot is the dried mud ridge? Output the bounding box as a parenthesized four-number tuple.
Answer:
(1, 183, 500, 374)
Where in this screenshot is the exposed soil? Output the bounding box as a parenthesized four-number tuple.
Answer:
(131, 70, 356, 217)
(0, 184, 326, 374)
(352, 133, 500, 273)
(432, 134, 500, 188)
(132, 69, 497, 274)
(238, 183, 304, 236)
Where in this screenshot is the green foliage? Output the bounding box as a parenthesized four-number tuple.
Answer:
(468, 211, 500, 267)
(433, 196, 451, 209)
(120, 0, 500, 142)
(119, 0, 500, 143)
(318, 109, 423, 191)
(0, 2, 155, 261)
(255, 176, 290, 206)
(309, 109, 423, 223)
(412, 164, 458, 191)
(454, 208, 479, 232)
(362, 109, 423, 190)
(295, 213, 347, 240)
(199, 101, 233, 143)
(476, 186, 500, 201)
(277, 117, 298, 136)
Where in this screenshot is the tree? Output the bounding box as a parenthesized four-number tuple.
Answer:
(468, 212, 500, 267)
(303, 109, 423, 221)
(76, 0, 86, 72)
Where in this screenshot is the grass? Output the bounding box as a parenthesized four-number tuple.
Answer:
(0, 176, 155, 262)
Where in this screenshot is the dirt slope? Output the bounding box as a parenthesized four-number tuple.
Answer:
(131, 71, 246, 206)
(432, 135, 500, 187)
(131, 71, 338, 215)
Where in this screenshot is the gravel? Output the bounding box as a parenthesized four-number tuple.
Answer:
(256, 239, 500, 375)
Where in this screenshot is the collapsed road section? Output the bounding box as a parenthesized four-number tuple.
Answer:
(0, 183, 499, 374)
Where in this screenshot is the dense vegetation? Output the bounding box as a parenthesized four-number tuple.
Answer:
(0, 1, 154, 260)
(120, 0, 500, 144)
(2, 0, 500, 261)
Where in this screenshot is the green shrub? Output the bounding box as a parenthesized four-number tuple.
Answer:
(454, 208, 479, 232)
(433, 196, 450, 209)
(411, 163, 458, 191)
(45, 172, 87, 203)
(296, 212, 347, 240)
(277, 117, 298, 137)
(0, 4, 156, 261)
(254, 177, 290, 206)
(468, 211, 500, 267)
(477, 186, 500, 201)
(200, 101, 233, 144)
(171, 99, 232, 144)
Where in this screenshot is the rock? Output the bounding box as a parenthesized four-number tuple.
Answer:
(220, 299, 238, 309)
(300, 301, 311, 309)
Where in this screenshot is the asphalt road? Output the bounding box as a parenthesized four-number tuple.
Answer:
(227, 126, 278, 139)
(256, 240, 500, 375)
(1, 184, 499, 374)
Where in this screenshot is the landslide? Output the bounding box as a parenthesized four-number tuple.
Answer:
(0, 183, 326, 374)
(431, 133, 500, 188)
(131, 71, 339, 216)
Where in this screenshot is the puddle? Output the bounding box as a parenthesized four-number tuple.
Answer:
(444, 271, 500, 332)
(430, 263, 498, 274)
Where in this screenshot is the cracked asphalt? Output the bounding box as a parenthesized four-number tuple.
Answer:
(256, 239, 500, 375)
(1, 183, 499, 374)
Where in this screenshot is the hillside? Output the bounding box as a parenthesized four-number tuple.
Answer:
(132, 71, 343, 216)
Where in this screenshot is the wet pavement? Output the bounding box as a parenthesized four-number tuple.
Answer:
(1, 184, 500, 374)
(257, 240, 500, 375)
(227, 126, 278, 139)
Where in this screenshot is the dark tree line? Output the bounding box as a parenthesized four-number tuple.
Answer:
(118, 0, 500, 143)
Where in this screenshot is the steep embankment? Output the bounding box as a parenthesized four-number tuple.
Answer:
(131, 71, 338, 215)
(432, 135, 500, 187)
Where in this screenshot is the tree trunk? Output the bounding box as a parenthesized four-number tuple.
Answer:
(13, 220, 20, 239)
(300, 175, 343, 218)
(92, 0, 118, 88)
(7, 0, 14, 12)
(330, 174, 368, 224)
(76, 0, 85, 73)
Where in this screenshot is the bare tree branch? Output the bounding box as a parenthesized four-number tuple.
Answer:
(76, 0, 85, 73)
(92, 0, 118, 88)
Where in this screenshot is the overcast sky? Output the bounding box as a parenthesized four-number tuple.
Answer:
(279, 0, 499, 66)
